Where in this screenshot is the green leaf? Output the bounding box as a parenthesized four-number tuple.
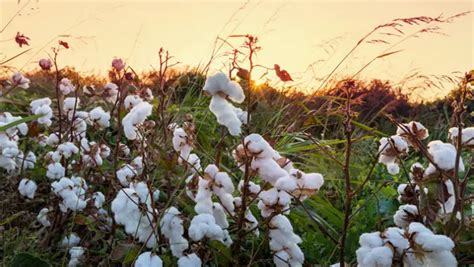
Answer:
(11, 253, 51, 267)
(0, 114, 43, 132)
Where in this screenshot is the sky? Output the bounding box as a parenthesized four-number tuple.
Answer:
(1, 0, 472, 98)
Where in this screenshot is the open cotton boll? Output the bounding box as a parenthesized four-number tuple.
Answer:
(194, 178, 213, 214)
(11, 72, 30, 89)
(61, 233, 81, 248)
(172, 127, 192, 163)
(59, 78, 76, 95)
(111, 187, 158, 248)
(89, 107, 110, 128)
(116, 164, 137, 186)
(46, 162, 65, 180)
(58, 142, 79, 159)
(0, 112, 28, 137)
(18, 178, 37, 199)
(212, 202, 229, 229)
(68, 247, 84, 267)
(51, 177, 88, 212)
(124, 94, 143, 110)
(425, 140, 464, 174)
(378, 135, 409, 175)
(396, 121, 429, 142)
(122, 102, 153, 140)
(160, 207, 188, 257)
(93, 192, 106, 208)
(135, 252, 163, 267)
(209, 95, 243, 136)
(439, 180, 455, 215)
(393, 204, 418, 228)
(383, 227, 409, 254)
(178, 253, 202, 267)
(358, 246, 393, 267)
(203, 72, 245, 103)
(16, 151, 36, 170)
(188, 213, 226, 243)
(37, 208, 51, 227)
(257, 188, 292, 217)
(268, 215, 304, 267)
(64, 97, 80, 112)
(238, 180, 261, 195)
(30, 97, 53, 126)
(448, 127, 474, 146)
(104, 82, 118, 103)
(407, 222, 457, 266)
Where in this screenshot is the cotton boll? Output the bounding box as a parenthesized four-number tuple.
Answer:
(46, 162, 65, 180)
(18, 151, 36, 170)
(93, 192, 105, 208)
(135, 252, 163, 267)
(387, 163, 400, 175)
(448, 127, 474, 146)
(439, 180, 455, 215)
(194, 179, 213, 214)
(18, 178, 37, 199)
(64, 97, 80, 112)
(11, 72, 30, 89)
(360, 246, 393, 267)
(178, 253, 202, 267)
(122, 102, 153, 140)
(209, 95, 243, 136)
(30, 98, 53, 126)
(426, 140, 464, 173)
(160, 207, 188, 257)
(359, 232, 384, 248)
(188, 214, 225, 243)
(396, 121, 429, 143)
(37, 208, 51, 227)
(68, 247, 84, 267)
(111, 187, 158, 248)
(172, 127, 193, 164)
(383, 227, 409, 254)
(46, 133, 61, 146)
(203, 72, 245, 103)
(124, 94, 143, 110)
(393, 204, 418, 228)
(61, 233, 81, 248)
(104, 82, 118, 103)
(89, 107, 110, 128)
(58, 142, 79, 158)
(212, 203, 229, 229)
(59, 78, 76, 95)
(0, 112, 28, 136)
(51, 177, 88, 212)
(116, 164, 137, 186)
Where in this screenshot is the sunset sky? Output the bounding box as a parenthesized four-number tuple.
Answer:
(1, 0, 472, 98)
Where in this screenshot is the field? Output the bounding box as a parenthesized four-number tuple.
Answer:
(0, 3, 473, 267)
